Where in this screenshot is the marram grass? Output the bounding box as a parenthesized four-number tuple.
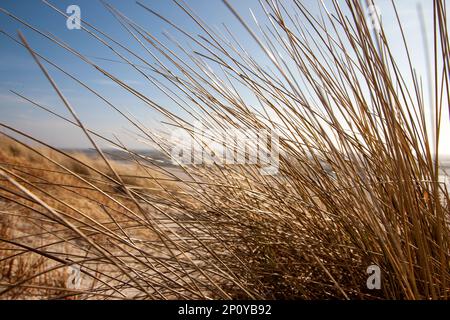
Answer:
(0, 0, 449, 299)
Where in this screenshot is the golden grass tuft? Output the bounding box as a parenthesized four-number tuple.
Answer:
(0, 0, 449, 299)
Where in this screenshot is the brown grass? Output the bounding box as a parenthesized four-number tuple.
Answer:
(0, 0, 449, 299)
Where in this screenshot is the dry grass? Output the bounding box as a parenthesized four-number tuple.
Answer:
(0, 137, 177, 299)
(0, 0, 449, 299)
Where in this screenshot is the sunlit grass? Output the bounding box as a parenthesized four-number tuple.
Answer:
(0, 0, 449, 299)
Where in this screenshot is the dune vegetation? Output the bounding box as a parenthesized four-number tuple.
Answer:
(0, 0, 450, 299)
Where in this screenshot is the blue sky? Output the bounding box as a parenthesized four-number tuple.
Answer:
(0, 0, 447, 154)
(0, 0, 268, 148)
